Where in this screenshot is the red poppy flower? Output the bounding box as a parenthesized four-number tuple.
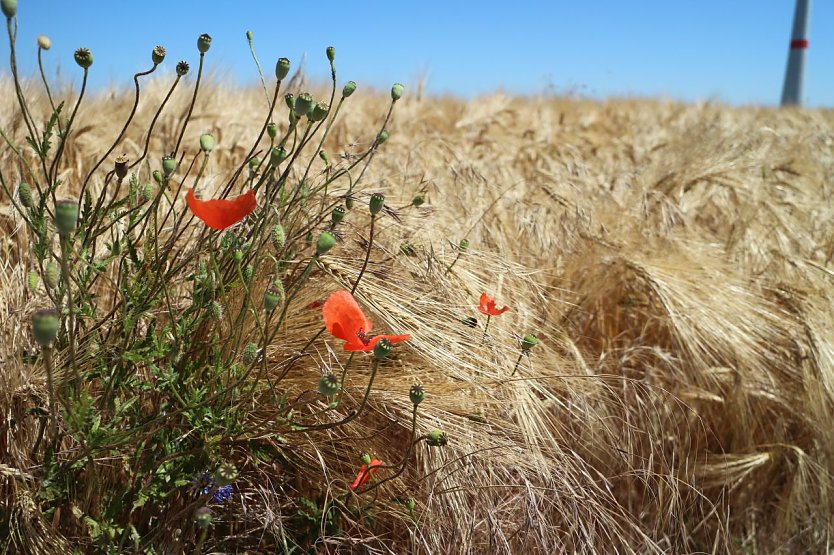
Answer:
(478, 293, 509, 316)
(186, 188, 256, 230)
(349, 458, 384, 489)
(323, 290, 411, 352)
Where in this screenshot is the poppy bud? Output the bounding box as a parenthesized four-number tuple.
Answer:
(326, 46, 335, 63)
(267, 122, 278, 139)
(263, 285, 284, 312)
(55, 199, 78, 236)
(284, 93, 295, 110)
(270, 146, 287, 166)
(176, 60, 190, 76)
(194, 507, 212, 529)
(209, 300, 224, 321)
(1, 0, 17, 18)
(342, 80, 357, 98)
(17, 182, 32, 208)
(152, 170, 163, 185)
(459, 238, 469, 252)
(141, 182, 154, 202)
(197, 33, 212, 53)
(199, 133, 214, 153)
(521, 333, 539, 352)
(399, 242, 415, 257)
(74, 48, 93, 69)
(44, 261, 59, 289)
(360, 453, 372, 465)
(426, 428, 448, 447)
(405, 498, 416, 511)
(37, 36, 51, 50)
(376, 130, 389, 146)
(233, 249, 243, 263)
(27, 271, 38, 291)
(215, 463, 238, 486)
(248, 157, 260, 172)
(246, 30, 253, 41)
(319, 150, 329, 165)
(319, 373, 340, 396)
(242, 342, 258, 366)
(391, 83, 404, 101)
(162, 155, 176, 178)
(242, 264, 253, 283)
(411, 194, 424, 207)
(275, 57, 291, 80)
(309, 102, 330, 122)
(294, 93, 314, 118)
(31, 308, 59, 347)
(369, 193, 384, 216)
(331, 206, 345, 225)
(114, 155, 128, 180)
(373, 338, 392, 360)
(409, 384, 425, 406)
(316, 232, 336, 256)
(271, 224, 286, 251)
(345, 196, 355, 210)
(305, 230, 313, 247)
(152, 45, 166, 65)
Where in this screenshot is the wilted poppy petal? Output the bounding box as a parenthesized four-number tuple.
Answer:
(187, 188, 257, 230)
(323, 291, 373, 340)
(349, 459, 383, 489)
(362, 334, 412, 352)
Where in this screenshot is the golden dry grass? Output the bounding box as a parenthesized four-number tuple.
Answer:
(3, 75, 834, 553)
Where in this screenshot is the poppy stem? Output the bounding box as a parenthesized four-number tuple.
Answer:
(445, 251, 463, 275)
(511, 351, 524, 377)
(334, 352, 356, 408)
(43, 345, 58, 450)
(351, 214, 376, 294)
(59, 235, 80, 386)
(481, 315, 491, 343)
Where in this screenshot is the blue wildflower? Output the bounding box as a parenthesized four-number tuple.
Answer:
(190, 472, 234, 504)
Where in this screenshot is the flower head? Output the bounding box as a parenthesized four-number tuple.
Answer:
(349, 458, 383, 489)
(323, 290, 410, 352)
(190, 472, 234, 504)
(186, 188, 256, 230)
(478, 293, 509, 316)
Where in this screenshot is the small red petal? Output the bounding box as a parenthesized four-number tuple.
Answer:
(187, 188, 256, 230)
(306, 300, 324, 309)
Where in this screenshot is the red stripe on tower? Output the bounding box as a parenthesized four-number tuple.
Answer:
(790, 39, 809, 49)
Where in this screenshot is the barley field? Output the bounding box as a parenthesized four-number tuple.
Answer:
(2, 63, 834, 554)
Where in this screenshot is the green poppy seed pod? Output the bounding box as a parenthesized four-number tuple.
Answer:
(55, 199, 78, 236)
(345, 196, 355, 210)
(242, 342, 258, 366)
(209, 300, 224, 321)
(27, 271, 38, 292)
(342, 80, 357, 98)
(316, 231, 336, 256)
(270, 224, 286, 251)
(141, 182, 153, 202)
(194, 507, 212, 530)
(74, 48, 93, 69)
(216, 463, 238, 486)
(319, 373, 340, 396)
(176, 60, 190, 76)
(326, 46, 335, 63)
(309, 102, 330, 122)
(31, 308, 59, 347)
(152, 170, 163, 185)
(284, 93, 295, 110)
(263, 285, 283, 312)
(269, 146, 288, 166)
(521, 333, 539, 352)
(246, 30, 253, 41)
(369, 193, 385, 216)
(152, 45, 166, 65)
(242, 264, 254, 283)
(373, 338, 393, 360)
(17, 182, 32, 208)
(391, 82, 404, 101)
(197, 33, 212, 53)
(426, 429, 448, 447)
(294, 93, 314, 118)
(199, 133, 214, 153)
(37, 36, 51, 50)
(360, 453, 372, 465)
(220, 230, 236, 249)
(162, 155, 176, 177)
(405, 498, 416, 511)
(248, 157, 260, 172)
(409, 384, 425, 406)
(114, 155, 128, 180)
(459, 238, 470, 252)
(1, 0, 16, 18)
(275, 57, 291, 80)
(411, 194, 425, 207)
(267, 122, 278, 139)
(331, 205, 345, 225)
(233, 249, 244, 263)
(44, 261, 59, 289)
(376, 130, 389, 146)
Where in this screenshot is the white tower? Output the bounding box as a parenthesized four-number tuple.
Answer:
(781, 0, 811, 106)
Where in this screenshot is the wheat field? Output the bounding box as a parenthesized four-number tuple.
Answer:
(3, 74, 834, 553)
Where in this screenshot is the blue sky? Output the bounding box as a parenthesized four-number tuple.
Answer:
(4, 1, 832, 106)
